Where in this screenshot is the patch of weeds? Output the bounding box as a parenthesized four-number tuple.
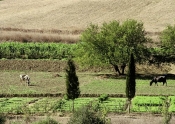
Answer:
(99, 94, 109, 103)
(33, 117, 59, 124)
(53, 99, 67, 112)
(67, 105, 111, 124)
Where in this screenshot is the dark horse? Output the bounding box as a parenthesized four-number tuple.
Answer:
(150, 76, 167, 86)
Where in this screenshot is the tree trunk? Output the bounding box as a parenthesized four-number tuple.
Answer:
(121, 63, 126, 75)
(72, 100, 74, 112)
(127, 99, 131, 114)
(112, 64, 121, 75)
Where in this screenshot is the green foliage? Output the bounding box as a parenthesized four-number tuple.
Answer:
(0, 97, 37, 114)
(65, 59, 80, 100)
(152, 24, 175, 63)
(33, 117, 59, 124)
(75, 19, 150, 71)
(168, 96, 175, 112)
(53, 99, 67, 112)
(0, 42, 76, 59)
(67, 105, 111, 124)
(126, 53, 136, 100)
(132, 96, 165, 113)
(56, 97, 126, 113)
(0, 96, 175, 115)
(161, 24, 175, 55)
(98, 94, 109, 102)
(162, 97, 172, 124)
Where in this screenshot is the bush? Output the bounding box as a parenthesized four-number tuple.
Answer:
(0, 114, 6, 124)
(67, 105, 111, 124)
(53, 99, 66, 112)
(33, 117, 59, 124)
(99, 94, 109, 103)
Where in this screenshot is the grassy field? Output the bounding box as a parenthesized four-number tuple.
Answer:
(0, 62, 174, 123)
(0, 71, 175, 96)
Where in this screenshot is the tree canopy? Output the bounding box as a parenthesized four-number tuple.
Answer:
(149, 24, 175, 64)
(161, 24, 175, 55)
(75, 19, 150, 75)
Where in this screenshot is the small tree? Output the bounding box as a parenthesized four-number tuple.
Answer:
(65, 59, 80, 112)
(125, 53, 136, 113)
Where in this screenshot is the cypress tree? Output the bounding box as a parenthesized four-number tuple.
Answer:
(65, 59, 80, 112)
(125, 53, 136, 113)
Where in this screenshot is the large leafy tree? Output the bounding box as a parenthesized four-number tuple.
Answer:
(160, 24, 175, 61)
(75, 19, 150, 75)
(149, 24, 175, 64)
(126, 53, 136, 113)
(161, 24, 175, 54)
(65, 59, 80, 112)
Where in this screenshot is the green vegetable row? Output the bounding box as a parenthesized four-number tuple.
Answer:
(0, 96, 175, 114)
(0, 42, 77, 59)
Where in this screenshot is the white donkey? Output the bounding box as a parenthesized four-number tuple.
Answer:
(20, 74, 30, 86)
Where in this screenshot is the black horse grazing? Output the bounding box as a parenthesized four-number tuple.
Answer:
(150, 76, 167, 86)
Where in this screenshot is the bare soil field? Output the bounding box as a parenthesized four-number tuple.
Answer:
(5, 113, 175, 124)
(0, 0, 175, 32)
(0, 0, 175, 43)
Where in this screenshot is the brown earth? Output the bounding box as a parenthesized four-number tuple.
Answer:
(0, 0, 175, 44)
(5, 113, 175, 124)
(0, 0, 175, 32)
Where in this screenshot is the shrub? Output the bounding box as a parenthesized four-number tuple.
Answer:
(67, 105, 111, 124)
(99, 94, 109, 103)
(53, 99, 66, 112)
(0, 114, 6, 124)
(33, 117, 59, 124)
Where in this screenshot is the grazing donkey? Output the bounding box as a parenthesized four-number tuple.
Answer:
(150, 75, 167, 86)
(20, 74, 30, 86)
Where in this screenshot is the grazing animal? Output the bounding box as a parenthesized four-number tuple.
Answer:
(20, 74, 30, 86)
(150, 76, 167, 86)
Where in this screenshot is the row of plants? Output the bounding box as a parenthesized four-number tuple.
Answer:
(0, 42, 175, 63)
(0, 96, 175, 114)
(0, 42, 77, 59)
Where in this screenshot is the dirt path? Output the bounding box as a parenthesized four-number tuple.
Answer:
(6, 114, 175, 124)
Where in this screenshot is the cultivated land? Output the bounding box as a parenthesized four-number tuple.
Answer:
(0, 0, 175, 32)
(0, 61, 175, 124)
(0, 0, 175, 43)
(1, 0, 175, 123)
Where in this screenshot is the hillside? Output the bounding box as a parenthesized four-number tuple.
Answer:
(0, 0, 175, 32)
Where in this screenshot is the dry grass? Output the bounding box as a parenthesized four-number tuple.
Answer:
(0, 0, 175, 43)
(0, 0, 175, 32)
(0, 30, 80, 43)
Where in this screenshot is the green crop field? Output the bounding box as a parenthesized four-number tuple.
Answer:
(0, 70, 175, 115)
(1, 96, 175, 114)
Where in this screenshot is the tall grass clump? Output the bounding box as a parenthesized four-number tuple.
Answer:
(0, 42, 77, 59)
(33, 117, 59, 124)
